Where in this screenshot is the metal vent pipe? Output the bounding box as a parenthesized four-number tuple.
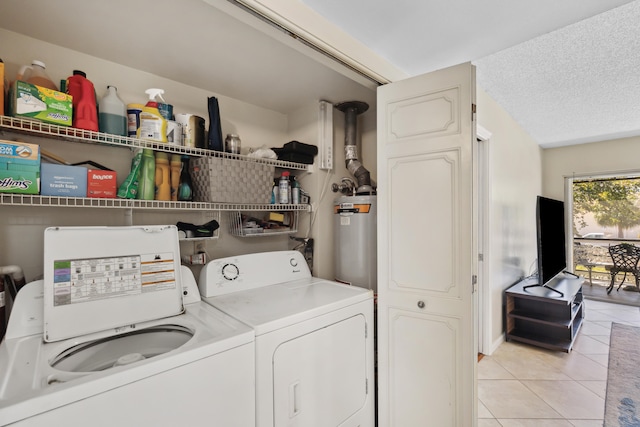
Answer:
(335, 101, 374, 195)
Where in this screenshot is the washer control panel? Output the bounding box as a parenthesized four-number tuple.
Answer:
(198, 251, 311, 297)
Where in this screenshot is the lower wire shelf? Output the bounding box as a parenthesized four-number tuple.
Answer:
(228, 211, 299, 237)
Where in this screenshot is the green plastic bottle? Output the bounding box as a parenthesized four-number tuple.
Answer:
(136, 149, 156, 200)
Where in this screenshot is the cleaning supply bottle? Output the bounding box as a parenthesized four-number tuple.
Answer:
(177, 157, 193, 202)
(17, 60, 58, 91)
(66, 70, 99, 131)
(170, 154, 182, 201)
(271, 178, 278, 204)
(137, 89, 167, 142)
(291, 176, 300, 204)
(154, 152, 171, 201)
(278, 171, 290, 204)
(99, 86, 127, 136)
(136, 149, 156, 200)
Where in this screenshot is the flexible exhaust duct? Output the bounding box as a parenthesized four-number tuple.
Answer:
(335, 101, 374, 195)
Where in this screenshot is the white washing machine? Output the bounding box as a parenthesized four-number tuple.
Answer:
(0, 226, 255, 426)
(199, 250, 375, 427)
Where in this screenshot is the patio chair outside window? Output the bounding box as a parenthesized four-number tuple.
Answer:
(607, 243, 640, 294)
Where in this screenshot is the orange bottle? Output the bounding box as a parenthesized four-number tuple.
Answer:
(154, 152, 171, 201)
(17, 60, 58, 91)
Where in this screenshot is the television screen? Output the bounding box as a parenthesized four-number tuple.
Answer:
(536, 196, 567, 286)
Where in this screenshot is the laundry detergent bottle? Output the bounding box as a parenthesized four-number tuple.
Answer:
(99, 85, 127, 136)
(137, 89, 168, 142)
(154, 151, 171, 201)
(66, 70, 99, 131)
(136, 148, 156, 200)
(170, 154, 182, 201)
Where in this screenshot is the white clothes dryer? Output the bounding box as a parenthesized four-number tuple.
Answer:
(199, 250, 375, 427)
(0, 226, 255, 427)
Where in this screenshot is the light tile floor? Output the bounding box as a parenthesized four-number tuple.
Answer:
(478, 298, 640, 426)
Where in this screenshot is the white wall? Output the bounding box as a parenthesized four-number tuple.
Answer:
(477, 87, 542, 353)
(543, 135, 640, 200)
(0, 29, 348, 282)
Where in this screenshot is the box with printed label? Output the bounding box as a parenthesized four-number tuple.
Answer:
(0, 140, 40, 194)
(87, 169, 117, 198)
(10, 81, 73, 127)
(40, 163, 87, 197)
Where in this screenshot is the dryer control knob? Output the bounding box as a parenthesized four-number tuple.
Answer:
(290, 258, 298, 267)
(222, 263, 240, 280)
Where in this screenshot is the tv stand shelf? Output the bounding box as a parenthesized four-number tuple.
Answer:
(505, 274, 584, 352)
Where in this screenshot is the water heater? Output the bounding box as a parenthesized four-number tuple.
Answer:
(334, 195, 377, 292)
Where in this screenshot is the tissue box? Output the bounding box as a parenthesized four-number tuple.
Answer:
(87, 169, 117, 198)
(10, 81, 73, 127)
(40, 163, 87, 197)
(0, 140, 40, 194)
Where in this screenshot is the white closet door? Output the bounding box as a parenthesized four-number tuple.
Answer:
(377, 62, 477, 427)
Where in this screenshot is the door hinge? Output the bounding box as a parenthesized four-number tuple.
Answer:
(478, 253, 484, 262)
(472, 103, 477, 121)
(472, 275, 478, 293)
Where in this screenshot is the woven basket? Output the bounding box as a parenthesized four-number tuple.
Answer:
(190, 156, 275, 203)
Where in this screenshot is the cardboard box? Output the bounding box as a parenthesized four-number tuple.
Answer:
(0, 140, 40, 194)
(10, 81, 73, 126)
(87, 169, 117, 198)
(40, 163, 86, 197)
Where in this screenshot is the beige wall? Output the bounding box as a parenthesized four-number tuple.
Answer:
(542, 135, 640, 201)
(477, 87, 543, 353)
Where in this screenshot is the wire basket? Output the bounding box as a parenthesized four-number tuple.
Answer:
(190, 156, 275, 203)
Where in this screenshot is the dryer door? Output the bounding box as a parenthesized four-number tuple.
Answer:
(273, 314, 368, 426)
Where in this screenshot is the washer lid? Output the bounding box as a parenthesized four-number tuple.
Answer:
(43, 226, 184, 343)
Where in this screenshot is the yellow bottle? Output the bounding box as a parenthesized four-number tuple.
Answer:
(154, 152, 171, 201)
(170, 154, 182, 201)
(137, 89, 167, 142)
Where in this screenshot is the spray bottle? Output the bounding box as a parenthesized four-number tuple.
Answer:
(137, 89, 167, 142)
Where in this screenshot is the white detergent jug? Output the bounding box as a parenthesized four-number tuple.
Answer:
(98, 86, 127, 136)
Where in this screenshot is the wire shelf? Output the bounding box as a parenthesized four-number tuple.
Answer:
(0, 115, 309, 171)
(0, 194, 310, 212)
(228, 211, 300, 237)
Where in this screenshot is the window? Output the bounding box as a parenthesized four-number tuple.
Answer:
(571, 174, 640, 285)
(573, 176, 640, 240)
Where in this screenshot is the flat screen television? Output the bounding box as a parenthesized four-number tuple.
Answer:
(524, 196, 568, 296)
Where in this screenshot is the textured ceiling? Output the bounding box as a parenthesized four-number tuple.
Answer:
(475, 1, 640, 147)
(302, 0, 640, 148)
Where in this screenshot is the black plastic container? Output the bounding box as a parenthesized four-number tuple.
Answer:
(273, 141, 318, 164)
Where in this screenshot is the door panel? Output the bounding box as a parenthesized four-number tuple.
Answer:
(273, 314, 367, 426)
(389, 151, 457, 294)
(388, 308, 460, 426)
(377, 62, 477, 427)
(388, 88, 460, 139)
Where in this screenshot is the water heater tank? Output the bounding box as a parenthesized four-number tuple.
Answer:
(334, 195, 377, 292)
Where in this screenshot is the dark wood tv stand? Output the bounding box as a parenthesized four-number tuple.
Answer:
(505, 274, 584, 352)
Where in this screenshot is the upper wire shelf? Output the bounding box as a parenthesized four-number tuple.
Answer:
(0, 115, 309, 171)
